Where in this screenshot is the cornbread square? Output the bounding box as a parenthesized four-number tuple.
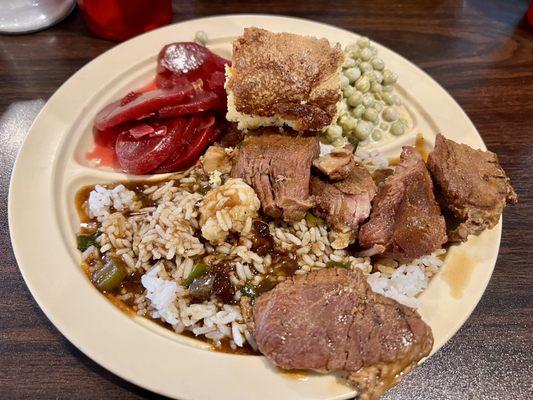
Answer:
(226, 27, 344, 132)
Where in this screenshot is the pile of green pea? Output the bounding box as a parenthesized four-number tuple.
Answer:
(324, 37, 408, 147)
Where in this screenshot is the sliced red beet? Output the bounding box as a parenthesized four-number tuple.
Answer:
(93, 123, 133, 149)
(94, 81, 194, 131)
(155, 115, 217, 173)
(158, 91, 223, 118)
(128, 123, 155, 138)
(115, 118, 187, 175)
(156, 42, 230, 89)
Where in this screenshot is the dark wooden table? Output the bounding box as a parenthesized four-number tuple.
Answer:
(1, 1, 532, 398)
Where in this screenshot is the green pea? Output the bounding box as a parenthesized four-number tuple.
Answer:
(382, 69, 398, 85)
(382, 85, 393, 93)
(344, 67, 361, 83)
(371, 58, 385, 70)
(332, 137, 346, 147)
(355, 120, 372, 140)
(345, 42, 358, 52)
(347, 92, 363, 107)
(195, 30, 208, 45)
(380, 122, 389, 130)
(362, 93, 374, 107)
(390, 121, 405, 136)
(343, 57, 356, 68)
(382, 107, 398, 122)
(373, 101, 384, 112)
(352, 104, 365, 118)
(359, 62, 373, 73)
(340, 74, 350, 88)
(340, 115, 357, 131)
(371, 129, 383, 141)
(370, 82, 382, 93)
(326, 125, 343, 139)
(92, 260, 127, 292)
(338, 99, 349, 115)
(356, 76, 370, 92)
(381, 92, 394, 105)
(392, 95, 402, 105)
(373, 70, 383, 83)
(343, 85, 356, 98)
(363, 108, 378, 122)
(357, 37, 370, 48)
(360, 48, 373, 61)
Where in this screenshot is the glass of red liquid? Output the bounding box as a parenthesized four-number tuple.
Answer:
(77, 0, 173, 42)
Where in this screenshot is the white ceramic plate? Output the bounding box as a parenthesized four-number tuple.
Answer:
(9, 15, 501, 400)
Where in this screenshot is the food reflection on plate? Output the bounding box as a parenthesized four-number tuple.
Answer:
(76, 27, 517, 400)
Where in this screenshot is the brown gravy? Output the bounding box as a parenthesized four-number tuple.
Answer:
(442, 250, 475, 298)
(387, 134, 429, 166)
(278, 368, 309, 381)
(415, 134, 429, 162)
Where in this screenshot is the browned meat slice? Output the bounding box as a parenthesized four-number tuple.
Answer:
(313, 145, 355, 181)
(311, 163, 377, 230)
(427, 134, 517, 242)
(252, 268, 433, 400)
(359, 147, 447, 259)
(231, 133, 319, 221)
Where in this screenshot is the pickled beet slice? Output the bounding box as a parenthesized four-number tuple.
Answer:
(115, 118, 186, 175)
(158, 91, 222, 118)
(156, 42, 229, 89)
(94, 81, 194, 131)
(93, 125, 124, 149)
(155, 115, 217, 173)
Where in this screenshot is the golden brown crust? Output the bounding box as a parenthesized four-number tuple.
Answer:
(226, 27, 343, 131)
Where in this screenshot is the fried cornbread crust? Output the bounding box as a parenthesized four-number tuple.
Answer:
(226, 28, 344, 131)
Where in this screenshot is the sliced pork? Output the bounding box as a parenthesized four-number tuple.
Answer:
(252, 268, 434, 400)
(359, 147, 447, 259)
(313, 145, 355, 181)
(427, 134, 517, 242)
(231, 133, 320, 221)
(311, 163, 376, 230)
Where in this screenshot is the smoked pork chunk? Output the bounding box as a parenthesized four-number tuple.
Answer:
(427, 134, 517, 242)
(359, 147, 447, 259)
(232, 133, 319, 221)
(252, 268, 434, 400)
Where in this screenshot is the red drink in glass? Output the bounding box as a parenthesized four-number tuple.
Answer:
(77, 0, 172, 42)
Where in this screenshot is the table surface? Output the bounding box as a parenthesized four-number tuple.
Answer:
(1, 1, 532, 399)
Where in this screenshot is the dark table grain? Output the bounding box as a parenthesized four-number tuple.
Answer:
(1, 1, 532, 399)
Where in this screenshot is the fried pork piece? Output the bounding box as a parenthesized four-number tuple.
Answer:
(427, 134, 517, 242)
(226, 27, 344, 131)
(252, 268, 434, 400)
(231, 132, 320, 221)
(358, 147, 447, 259)
(313, 145, 355, 181)
(311, 162, 377, 231)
